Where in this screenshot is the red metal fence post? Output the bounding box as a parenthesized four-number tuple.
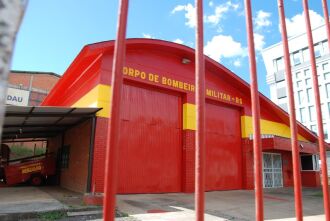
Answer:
(322, 0, 330, 52)
(303, 1, 330, 220)
(195, 0, 206, 220)
(277, 1, 304, 220)
(103, 0, 129, 220)
(243, 1, 264, 220)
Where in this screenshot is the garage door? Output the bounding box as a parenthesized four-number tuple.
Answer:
(117, 84, 182, 193)
(206, 101, 242, 191)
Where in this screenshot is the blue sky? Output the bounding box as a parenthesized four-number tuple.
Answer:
(11, 0, 327, 97)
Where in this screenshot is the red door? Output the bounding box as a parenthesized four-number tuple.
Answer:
(205, 101, 242, 191)
(118, 84, 182, 193)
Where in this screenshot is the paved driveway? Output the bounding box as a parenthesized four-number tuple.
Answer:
(0, 186, 67, 214)
(116, 188, 326, 221)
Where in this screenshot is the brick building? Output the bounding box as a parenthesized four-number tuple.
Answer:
(7, 71, 60, 106)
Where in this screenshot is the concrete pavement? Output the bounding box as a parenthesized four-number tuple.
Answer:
(114, 188, 326, 221)
(0, 186, 67, 214)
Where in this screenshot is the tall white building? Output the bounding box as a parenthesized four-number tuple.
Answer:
(262, 24, 330, 142)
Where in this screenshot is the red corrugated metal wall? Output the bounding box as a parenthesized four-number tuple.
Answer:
(205, 101, 242, 190)
(117, 83, 182, 193)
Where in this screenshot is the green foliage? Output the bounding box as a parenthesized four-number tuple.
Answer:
(9, 145, 46, 160)
(37, 211, 67, 220)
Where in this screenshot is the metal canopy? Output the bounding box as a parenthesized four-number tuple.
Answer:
(1, 106, 101, 141)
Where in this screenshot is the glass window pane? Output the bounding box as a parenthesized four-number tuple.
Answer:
(325, 72, 330, 80)
(315, 44, 321, 58)
(323, 41, 329, 55)
(300, 107, 306, 123)
(297, 80, 302, 88)
(298, 90, 305, 104)
(309, 106, 316, 121)
(276, 57, 284, 71)
(307, 88, 313, 103)
(327, 83, 330, 98)
(303, 48, 310, 62)
(293, 51, 301, 65)
(296, 72, 302, 79)
(305, 78, 311, 86)
(304, 69, 311, 77)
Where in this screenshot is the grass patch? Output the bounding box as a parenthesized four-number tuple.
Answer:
(37, 211, 67, 220)
(312, 191, 323, 197)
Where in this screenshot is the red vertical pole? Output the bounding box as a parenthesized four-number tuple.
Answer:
(278, 1, 304, 220)
(195, 0, 205, 220)
(321, 0, 330, 52)
(243, 1, 264, 220)
(303, 1, 330, 220)
(103, 1, 129, 221)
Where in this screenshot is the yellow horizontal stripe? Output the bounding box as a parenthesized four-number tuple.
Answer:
(241, 115, 307, 141)
(72, 84, 111, 118)
(183, 103, 196, 130)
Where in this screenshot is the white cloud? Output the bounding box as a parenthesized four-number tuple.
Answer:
(254, 10, 272, 29)
(173, 39, 184, 44)
(254, 33, 265, 51)
(142, 33, 154, 39)
(204, 35, 246, 61)
(282, 10, 324, 37)
(205, 1, 240, 25)
(233, 59, 241, 67)
(171, 3, 196, 28)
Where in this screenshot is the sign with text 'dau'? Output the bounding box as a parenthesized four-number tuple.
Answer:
(6, 87, 30, 106)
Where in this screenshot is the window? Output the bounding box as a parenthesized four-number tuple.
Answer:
(307, 88, 313, 103)
(275, 72, 285, 82)
(300, 107, 306, 123)
(322, 103, 326, 120)
(328, 102, 330, 118)
(60, 145, 70, 169)
(309, 105, 316, 121)
(311, 125, 317, 133)
(279, 103, 288, 112)
(325, 72, 330, 81)
(296, 80, 303, 88)
(323, 40, 329, 55)
(303, 48, 310, 62)
(293, 51, 301, 65)
(298, 90, 304, 104)
(314, 44, 322, 58)
(296, 72, 302, 79)
(324, 123, 328, 140)
(323, 63, 329, 71)
(304, 69, 311, 77)
(305, 78, 311, 86)
(301, 155, 319, 171)
(277, 87, 287, 99)
(327, 83, 330, 98)
(275, 57, 284, 71)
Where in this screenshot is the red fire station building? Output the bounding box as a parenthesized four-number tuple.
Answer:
(42, 39, 321, 196)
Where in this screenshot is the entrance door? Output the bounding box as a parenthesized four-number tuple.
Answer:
(263, 153, 283, 188)
(205, 101, 242, 191)
(118, 84, 182, 194)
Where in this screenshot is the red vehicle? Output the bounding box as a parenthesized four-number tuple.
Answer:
(0, 144, 56, 186)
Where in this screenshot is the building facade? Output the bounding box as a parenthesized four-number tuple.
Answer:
(262, 24, 330, 175)
(7, 71, 60, 106)
(41, 39, 321, 197)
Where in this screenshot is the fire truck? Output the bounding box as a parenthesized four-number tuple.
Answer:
(0, 144, 56, 186)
